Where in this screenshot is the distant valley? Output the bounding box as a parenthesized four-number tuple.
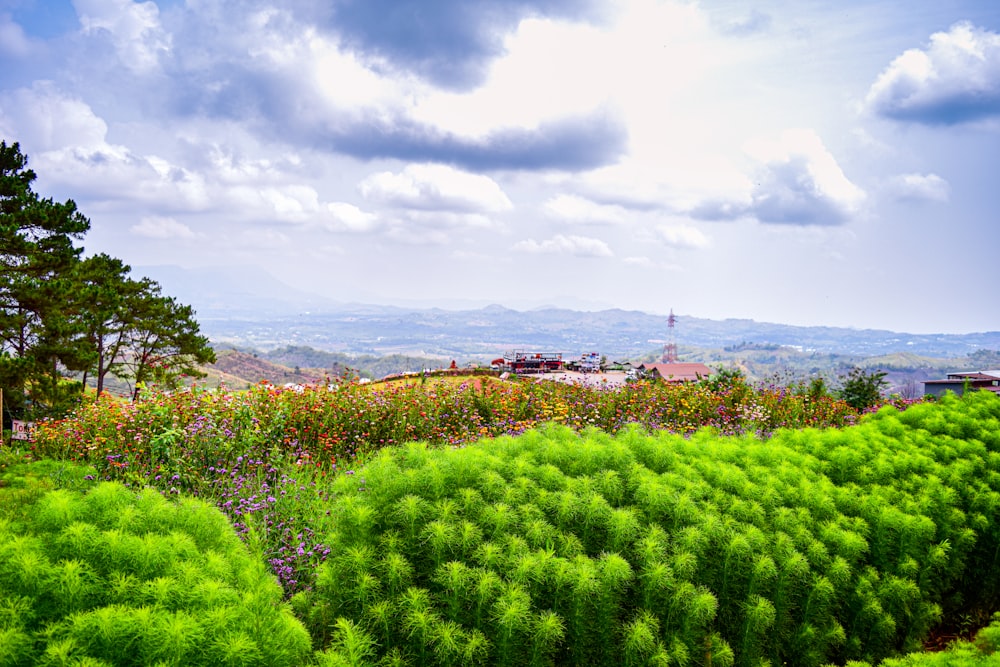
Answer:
(135, 265, 1000, 395)
(198, 304, 1000, 361)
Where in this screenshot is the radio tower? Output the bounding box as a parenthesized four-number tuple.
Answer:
(662, 309, 678, 363)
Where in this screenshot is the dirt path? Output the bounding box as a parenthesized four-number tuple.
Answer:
(533, 371, 630, 388)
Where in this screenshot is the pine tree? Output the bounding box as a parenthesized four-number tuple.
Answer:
(0, 141, 91, 417)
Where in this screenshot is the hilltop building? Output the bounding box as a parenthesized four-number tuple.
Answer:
(638, 362, 713, 383)
(923, 370, 1000, 397)
(491, 351, 563, 373)
(578, 352, 602, 373)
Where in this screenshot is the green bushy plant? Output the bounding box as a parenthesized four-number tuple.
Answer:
(291, 392, 1000, 667)
(834, 613, 1000, 667)
(0, 481, 312, 666)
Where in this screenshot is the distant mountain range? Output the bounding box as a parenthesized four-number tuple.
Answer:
(136, 265, 1000, 361)
(194, 347, 998, 400)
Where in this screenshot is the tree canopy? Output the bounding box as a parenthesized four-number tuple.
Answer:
(0, 140, 215, 421)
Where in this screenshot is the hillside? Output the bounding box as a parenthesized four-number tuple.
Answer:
(630, 344, 969, 396)
(202, 347, 458, 387)
(200, 349, 332, 389)
(192, 343, 994, 398)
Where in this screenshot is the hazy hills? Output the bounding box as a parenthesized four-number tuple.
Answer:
(135, 265, 1000, 392)
(200, 347, 466, 390)
(194, 304, 999, 361)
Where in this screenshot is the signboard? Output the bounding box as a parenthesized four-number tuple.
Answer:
(11, 419, 35, 441)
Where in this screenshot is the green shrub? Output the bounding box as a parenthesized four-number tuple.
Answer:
(838, 367, 889, 411)
(0, 482, 312, 666)
(295, 392, 1000, 667)
(836, 614, 1000, 667)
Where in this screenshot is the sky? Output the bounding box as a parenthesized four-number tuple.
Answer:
(1, 0, 999, 334)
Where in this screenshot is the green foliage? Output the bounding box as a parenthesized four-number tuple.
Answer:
(72, 254, 173, 397)
(702, 365, 748, 393)
(289, 391, 1000, 667)
(0, 481, 312, 666)
(978, 614, 1000, 655)
(838, 366, 889, 411)
(838, 614, 1000, 667)
(0, 141, 214, 418)
(1, 140, 92, 419)
(115, 282, 216, 400)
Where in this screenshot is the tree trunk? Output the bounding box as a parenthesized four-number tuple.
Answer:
(95, 349, 105, 396)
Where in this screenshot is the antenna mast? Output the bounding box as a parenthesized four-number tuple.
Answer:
(662, 309, 678, 363)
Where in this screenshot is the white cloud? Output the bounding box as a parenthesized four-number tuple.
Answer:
(686, 129, 864, 225)
(513, 234, 613, 257)
(409, 1, 715, 139)
(0, 85, 389, 228)
(0, 14, 34, 57)
(308, 32, 421, 113)
(130, 216, 197, 239)
(208, 147, 303, 185)
(714, 9, 771, 36)
(0, 82, 108, 151)
(743, 129, 865, 225)
(409, 18, 610, 136)
(359, 163, 513, 212)
(865, 22, 1000, 125)
(886, 173, 950, 202)
(73, 0, 171, 71)
(570, 152, 756, 216)
(543, 194, 626, 225)
(657, 225, 710, 249)
(37, 144, 213, 211)
(0, 83, 218, 210)
(318, 204, 497, 241)
(323, 202, 380, 233)
(256, 185, 321, 219)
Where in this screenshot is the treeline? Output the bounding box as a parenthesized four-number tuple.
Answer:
(0, 141, 214, 422)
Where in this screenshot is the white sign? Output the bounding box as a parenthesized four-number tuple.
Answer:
(11, 419, 35, 441)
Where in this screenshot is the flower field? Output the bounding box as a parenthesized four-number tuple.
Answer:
(6, 374, 1000, 666)
(27, 375, 865, 592)
(33, 373, 867, 476)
